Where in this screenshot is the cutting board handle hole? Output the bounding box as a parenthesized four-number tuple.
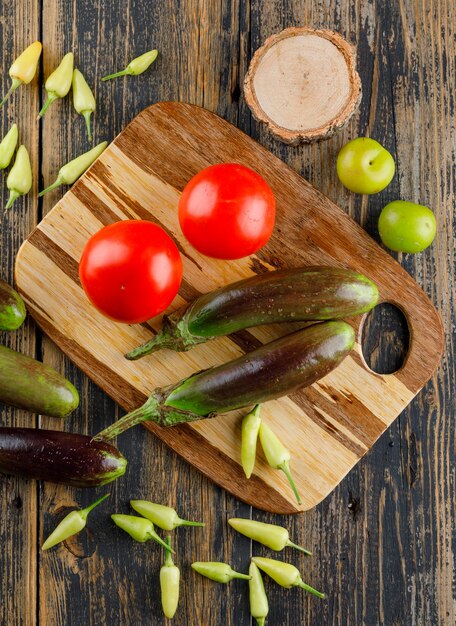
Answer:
(360, 302, 410, 375)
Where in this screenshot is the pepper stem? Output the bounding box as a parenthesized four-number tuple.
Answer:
(80, 493, 110, 520)
(152, 529, 174, 553)
(37, 92, 57, 119)
(101, 69, 129, 81)
(0, 78, 22, 108)
(93, 395, 162, 442)
(83, 110, 93, 142)
(232, 572, 251, 581)
(297, 579, 325, 599)
(178, 519, 205, 527)
(286, 540, 312, 556)
(38, 177, 63, 197)
(256, 619, 266, 626)
(279, 460, 302, 505)
(164, 536, 174, 565)
(5, 190, 20, 211)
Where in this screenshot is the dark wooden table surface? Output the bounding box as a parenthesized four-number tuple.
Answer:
(1, 1, 454, 625)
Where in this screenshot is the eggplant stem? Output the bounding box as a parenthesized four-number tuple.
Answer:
(93, 395, 161, 441)
(125, 333, 172, 360)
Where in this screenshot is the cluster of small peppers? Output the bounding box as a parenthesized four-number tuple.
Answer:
(193, 517, 324, 625)
(42, 497, 324, 623)
(0, 42, 158, 210)
(43, 497, 203, 620)
(241, 404, 302, 505)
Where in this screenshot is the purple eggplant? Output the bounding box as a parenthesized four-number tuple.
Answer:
(0, 428, 127, 487)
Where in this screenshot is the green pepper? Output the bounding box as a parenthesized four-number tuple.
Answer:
(130, 500, 204, 531)
(38, 52, 74, 118)
(0, 124, 18, 169)
(249, 561, 269, 626)
(241, 404, 262, 479)
(160, 536, 180, 619)
(38, 141, 107, 196)
(228, 518, 311, 555)
(191, 562, 251, 583)
(102, 50, 158, 81)
(72, 69, 96, 142)
(42, 493, 109, 550)
(252, 557, 325, 598)
(0, 42, 42, 108)
(111, 513, 172, 552)
(5, 145, 32, 210)
(259, 421, 302, 505)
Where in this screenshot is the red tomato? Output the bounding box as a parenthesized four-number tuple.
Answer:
(178, 163, 276, 259)
(79, 220, 183, 324)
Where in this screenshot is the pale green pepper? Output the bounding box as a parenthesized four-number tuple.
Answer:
(102, 50, 158, 81)
(130, 500, 204, 531)
(42, 493, 109, 550)
(228, 518, 311, 555)
(259, 421, 302, 505)
(38, 52, 74, 118)
(249, 561, 269, 626)
(0, 124, 18, 169)
(5, 145, 32, 210)
(241, 404, 262, 479)
(252, 557, 325, 598)
(111, 514, 172, 552)
(38, 141, 107, 196)
(160, 536, 180, 619)
(191, 562, 251, 583)
(0, 42, 42, 108)
(72, 69, 96, 142)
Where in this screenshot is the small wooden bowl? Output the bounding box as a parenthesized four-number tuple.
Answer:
(243, 27, 362, 145)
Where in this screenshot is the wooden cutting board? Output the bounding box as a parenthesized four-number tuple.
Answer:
(14, 102, 443, 514)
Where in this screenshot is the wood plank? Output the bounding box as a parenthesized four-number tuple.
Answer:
(0, 2, 40, 626)
(37, 2, 250, 626)
(243, 2, 455, 626)
(0, 1, 452, 625)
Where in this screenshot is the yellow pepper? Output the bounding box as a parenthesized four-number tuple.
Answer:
(42, 494, 109, 550)
(160, 537, 180, 619)
(5, 145, 32, 210)
(259, 421, 302, 505)
(38, 52, 74, 119)
(0, 42, 42, 107)
(102, 50, 158, 81)
(252, 557, 325, 598)
(39, 141, 107, 196)
(0, 124, 19, 170)
(72, 69, 96, 142)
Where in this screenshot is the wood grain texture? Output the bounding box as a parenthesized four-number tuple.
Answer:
(0, 2, 40, 626)
(243, 27, 362, 143)
(15, 101, 443, 515)
(0, 1, 454, 625)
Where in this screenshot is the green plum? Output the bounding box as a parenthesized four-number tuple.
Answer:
(378, 200, 436, 253)
(337, 137, 395, 194)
